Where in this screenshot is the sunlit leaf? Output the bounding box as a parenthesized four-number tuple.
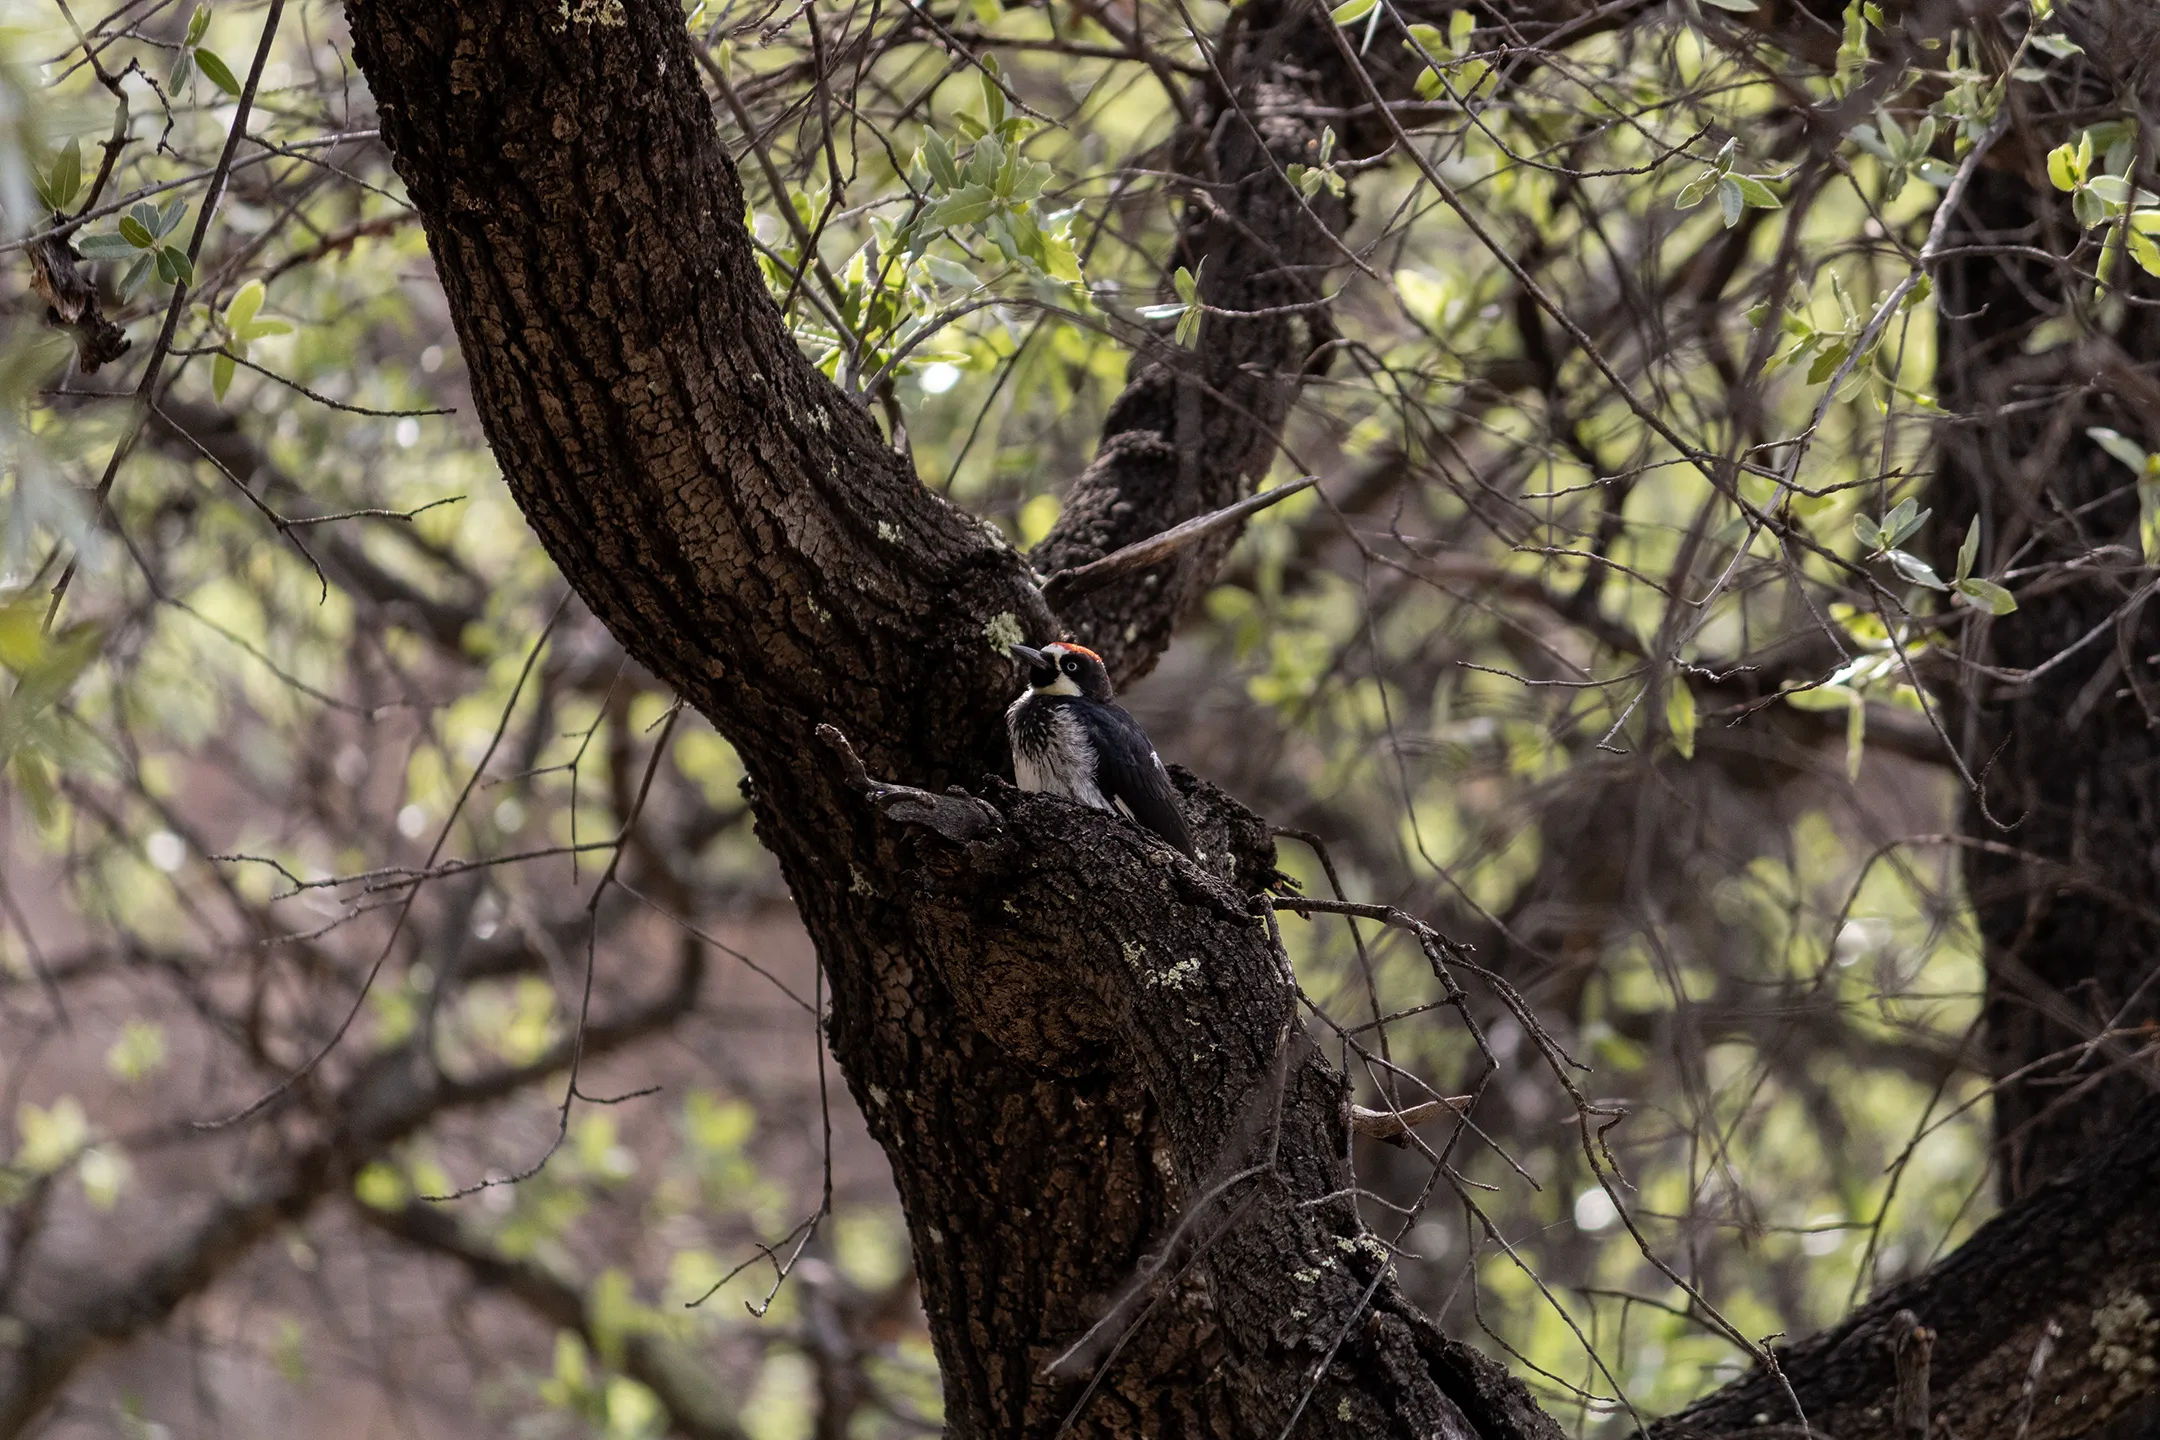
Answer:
(1665, 677, 1698, 759)
(1887, 548, 1946, 590)
(2087, 426, 2151, 473)
(14, 1097, 87, 1175)
(195, 47, 242, 98)
(1953, 577, 2017, 614)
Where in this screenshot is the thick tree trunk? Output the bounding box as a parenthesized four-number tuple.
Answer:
(1923, 77, 2160, 1200)
(334, 1, 2160, 1436)
(340, 3, 1549, 1435)
(1655, 1092, 2160, 1440)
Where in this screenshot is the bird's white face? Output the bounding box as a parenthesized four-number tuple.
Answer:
(1033, 643, 1089, 696)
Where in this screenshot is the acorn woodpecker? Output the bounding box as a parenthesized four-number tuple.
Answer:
(1006, 642, 1196, 859)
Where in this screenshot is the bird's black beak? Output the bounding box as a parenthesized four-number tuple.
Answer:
(1009, 644, 1056, 687)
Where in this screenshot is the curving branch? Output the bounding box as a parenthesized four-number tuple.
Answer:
(0, 949, 704, 1437)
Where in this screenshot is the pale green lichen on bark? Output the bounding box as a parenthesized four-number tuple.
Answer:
(1148, 957, 1201, 990)
(982, 610, 1024, 656)
(2090, 1290, 2158, 1404)
(557, 0, 626, 26)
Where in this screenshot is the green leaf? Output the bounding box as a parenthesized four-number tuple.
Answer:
(1887, 548, 1946, 590)
(2131, 229, 2160, 279)
(1729, 174, 1781, 210)
(964, 136, 1003, 189)
(159, 245, 194, 286)
(2047, 142, 2080, 192)
(2086, 426, 2151, 473)
(1675, 176, 1709, 210)
(1782, 682, 1854, 712)
(1718, 175, 1745, 227)
(158, 195, 189, 238)
(921, 132, 961, 192)
(106, 1019, 168, 1084)
(920, 255, 978, 291)
(195, 47, 242, 98)
(1806, 340, 1850, 385)
(75, 231, 140, 260)
(117, 216, 155, 250)
(1955, 515, 1979, 582)
(1881, 497, 1928, 548)
(978, 57, 1006, 134)
(1876, 108, 1907, 155)
(187, 3, 211, 45)
(119, 252, 152, 299)
(1405, 23, 1447, 56)
(1829, 603, 1891, 646)
(1008, 157, 1051, 204)
(923, 183, 996, 229)
(39, 138, 83, 214)
(2084, 174, 2132, 205)
(1330, 0, 1379, 23)
(0, 619, 102, 767)
(212, 349, 236, 401)
(13, 1098, 87, 1176)
(1031, 221, 1083, 285)
(1953, 577, 2017, 614)
(1665, 677, 1698, 759)
(2143, 476, 2160, 566)
(225, 278, 264, 334)
(169, 48, 194, 94)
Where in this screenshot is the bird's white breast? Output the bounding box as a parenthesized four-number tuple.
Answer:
(1007, 696, 1108, 810)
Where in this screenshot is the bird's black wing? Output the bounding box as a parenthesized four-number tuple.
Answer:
(1079, 703, 1196, 858)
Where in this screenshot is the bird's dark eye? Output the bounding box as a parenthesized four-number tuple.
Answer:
(1062, 659, 1079, 673)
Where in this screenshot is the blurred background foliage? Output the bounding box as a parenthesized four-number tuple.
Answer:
(0, 0, 2105, 1433)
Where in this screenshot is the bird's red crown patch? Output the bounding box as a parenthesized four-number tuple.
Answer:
(1048, 641, 1103, 665)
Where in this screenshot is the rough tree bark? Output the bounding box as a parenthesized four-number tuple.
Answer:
(1919, 11, 2160, 1198)
(339, 2, 1556, 1434)
(325, 1, 2160, 1437)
